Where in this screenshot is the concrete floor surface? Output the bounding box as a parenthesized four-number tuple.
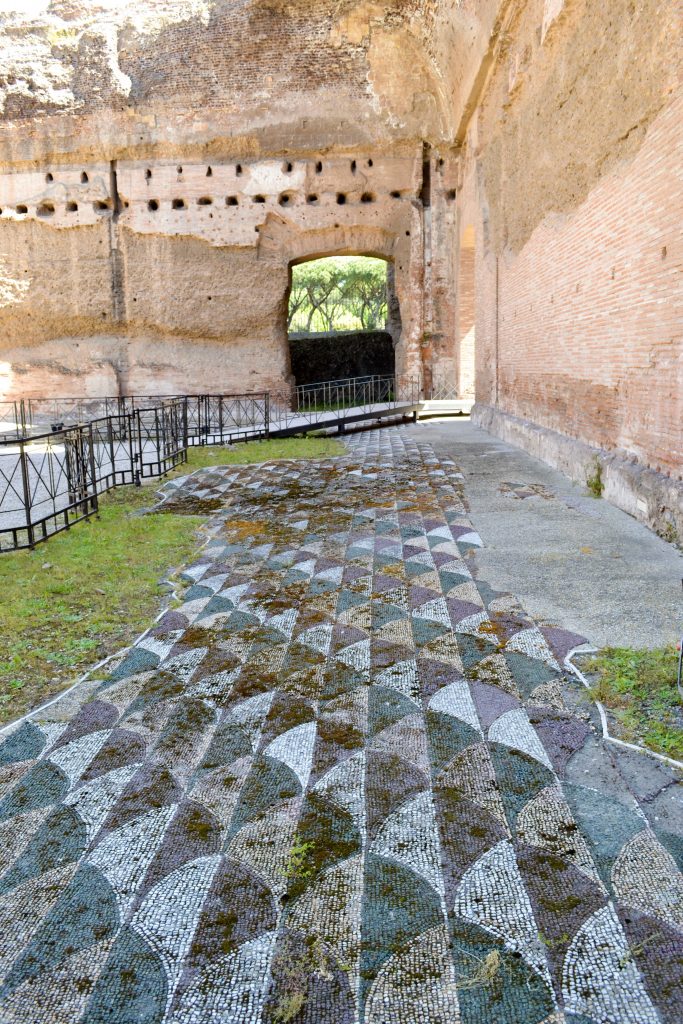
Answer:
(410, 419, 683, 649)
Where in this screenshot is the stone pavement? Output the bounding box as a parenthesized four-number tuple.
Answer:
(405, 420, 683, 650)
(0, 428, 681, 1024)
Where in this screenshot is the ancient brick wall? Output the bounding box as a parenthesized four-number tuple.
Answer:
(462, 0, 682, 479)
(493, 94, 682, 475)
(456, 243, 475, 398)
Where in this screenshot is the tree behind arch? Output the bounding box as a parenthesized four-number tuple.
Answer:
(288, 257, 388, 332)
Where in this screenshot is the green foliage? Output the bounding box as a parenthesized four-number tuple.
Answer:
(585, 458, 604, 498)
(272, 993, 306, 1023)
(283, 838, 315, 883)
(288, 256, 388, 333)
(585, 646, 682, 759)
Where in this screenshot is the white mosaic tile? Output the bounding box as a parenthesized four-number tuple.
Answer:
(562, 904, 660, 1023)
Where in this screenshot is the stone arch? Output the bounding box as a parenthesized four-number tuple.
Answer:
(286, 251, 397, 389)
(257, 214, 424, 389)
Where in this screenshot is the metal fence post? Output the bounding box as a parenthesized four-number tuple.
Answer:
(106, 414, 115, 487)
(87, 422, 99, 515)
(264, 393, 270, 439)
(134, 410, 142, 486)
(19, 439, 34, 549)
(154, 407, 162, 473)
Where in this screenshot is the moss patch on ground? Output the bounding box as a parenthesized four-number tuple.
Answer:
(0, 436, 345, 724)
(584, 646, 683, 761)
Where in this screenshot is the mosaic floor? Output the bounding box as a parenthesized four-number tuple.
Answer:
(0, 429, 681, 1024)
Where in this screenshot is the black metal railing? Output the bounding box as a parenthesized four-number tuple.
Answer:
(14, 393, 270, 445)
(0, 399, 27, 440)
(295, 374, 397, 412)
(182, 393, 270, 444)
(0, 399, 188, 552)
(267, 374, 421, 434)
(0, 377, 423, 551)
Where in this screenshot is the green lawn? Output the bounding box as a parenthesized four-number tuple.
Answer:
(585, 646, 683, 761)
(177, 436, 343, 471)
(0, 436, 344, 724)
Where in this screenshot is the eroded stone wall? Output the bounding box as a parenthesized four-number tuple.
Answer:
(0, 0, 680, 513)
(0, 153, 441, 397)
(0, 0, 508, 401)
(0, 0, 504, 163)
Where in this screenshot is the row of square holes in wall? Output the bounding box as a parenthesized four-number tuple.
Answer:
(45, 171, 90, 184)
(3, 185, 456, 218)
(147, 191, 394, 211)
(143, 159, 376, 180)
(0, 194, 388, 217)
(0, 200, 114, 216)
(40, 159, 376, 186)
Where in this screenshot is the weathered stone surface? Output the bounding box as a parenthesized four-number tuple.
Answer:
(1, 429, 680, 1022)
(0, 0, 680, 524)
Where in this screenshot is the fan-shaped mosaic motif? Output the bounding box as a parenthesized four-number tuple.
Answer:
(0, 430, 681, 1023)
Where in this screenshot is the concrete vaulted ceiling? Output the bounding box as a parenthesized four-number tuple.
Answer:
(0, 0, 504, 163)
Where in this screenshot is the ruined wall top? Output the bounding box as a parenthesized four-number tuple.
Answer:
(0, 0, 503, 166)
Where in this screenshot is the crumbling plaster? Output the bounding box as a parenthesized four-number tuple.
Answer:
(0, 152, 451, 397)
(0, 0, 680, 530)
(0, 0, 506, 399)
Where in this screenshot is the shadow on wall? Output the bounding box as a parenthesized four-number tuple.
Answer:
(288, 330, 395, 385)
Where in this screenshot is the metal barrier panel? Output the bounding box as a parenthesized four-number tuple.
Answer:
(270, 374, 421, 433)
(0, 399, 189, 551)
(422, 383, 460, 400)
(0, 424, 98, 551)
(182, 393, 269, 444)
(89, 412, 137, 490)
(0, 379, 419, 551)
(295, 375, 392, 412)
(133, 400, 187, 479)
(20, 393, 269, 444)
(26, 397, 127, 433)
(0, 400, 25, 440)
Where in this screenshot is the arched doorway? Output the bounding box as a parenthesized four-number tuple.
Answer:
(286, 255, 397, 387)
(256, 217, 423, 397)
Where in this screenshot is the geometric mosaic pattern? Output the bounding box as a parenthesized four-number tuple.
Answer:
(0, 428, 681, 1024)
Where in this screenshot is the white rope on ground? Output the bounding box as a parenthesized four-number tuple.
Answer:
(565, 646, 683, 771)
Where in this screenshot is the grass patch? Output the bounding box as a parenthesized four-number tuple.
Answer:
(0, 436, 344, 725)
(584, 646, 683, 760)
(585, 457, 604, 498)
(178, 436, 344, 472)
(0, 486, 202, 724)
